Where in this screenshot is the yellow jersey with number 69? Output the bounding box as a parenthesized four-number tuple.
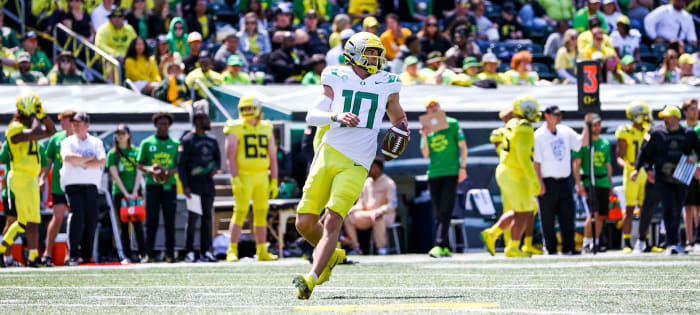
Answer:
(223, 119, 273, 174)
(5, 121, 41, 177)
(615, 124, 647, 165)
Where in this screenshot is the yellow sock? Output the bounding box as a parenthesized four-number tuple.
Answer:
(0, 244, 5, 254)
(509, 240, 521, 249)
(489, 225, 503, 237)
(524, 236, 533, 247)
(623, 234, 631, 239)
(2, 222, 23, 248)
(29, 249, 39, 261)
(256, 243, 266, 253)
(228, 243, 238, 252)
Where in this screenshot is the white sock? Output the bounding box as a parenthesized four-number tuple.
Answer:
(583, 238, 592, 247)
(4, 255, 14, 264)
(310, 271, 319, 282)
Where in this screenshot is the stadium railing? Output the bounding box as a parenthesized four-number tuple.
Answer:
(192, 78, 234, 121)
(52, 23, 123, 85)
(1, 0, 26, 36)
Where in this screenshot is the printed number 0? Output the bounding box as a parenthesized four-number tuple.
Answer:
(340, 90, 379, 129)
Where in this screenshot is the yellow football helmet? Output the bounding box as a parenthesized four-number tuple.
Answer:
(16, 92, 40, 117)
(238, 93, 262, 120)
(513, 95, 541, 122)
(344, 32, 386, 74)
(626, 100, 651, 125)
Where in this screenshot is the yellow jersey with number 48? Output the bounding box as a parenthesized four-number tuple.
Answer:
(5, 121, 41, 177)
(615, 124, 647, 166)
(223, 119, 273, 174)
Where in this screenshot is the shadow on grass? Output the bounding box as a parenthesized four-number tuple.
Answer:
(321, 295, 466, 300)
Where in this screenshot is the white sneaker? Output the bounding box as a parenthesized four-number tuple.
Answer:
(665, 245, 687, 255)
(632, 239, 646, 254)
(184, 251, 196, 263)
(202, 251, 217, 262)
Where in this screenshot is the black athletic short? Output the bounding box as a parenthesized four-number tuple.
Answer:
(52, 193, 68, 206)
(2, 196, 17, 217)
(685, 178, 700, 206)
(585, 186, 610, 216)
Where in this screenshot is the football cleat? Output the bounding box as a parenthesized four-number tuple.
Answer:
(226, 247, 239, 262)
(428, 246, 443, 258)
(293, 274, 316, 300)
(441, 247, 452, 257)
(622, 246, 633, 254)
(505, 246, 532, 258)
(480, 230, 496, 256)
(317, 248, 346, 285)
(522, 245, 543, 255)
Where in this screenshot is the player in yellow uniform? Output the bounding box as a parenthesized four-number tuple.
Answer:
(615, 101, 651, 253)
(293, 32, 407, 299)
(224, 94, 279, 262)
(0, 92, 56, 267)
(481, 95, 541, 257)
(482, 108, 543, 256)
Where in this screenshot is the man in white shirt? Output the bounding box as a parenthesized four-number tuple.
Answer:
(344, 158, 397, 256)
(610, 16, 640, 61)
(325, 29, 355, 67)
(91, 0, 116, 31)
(644, 0, 697, 46)
(60, 112, 106, 266)
(534, 106, 588, 255)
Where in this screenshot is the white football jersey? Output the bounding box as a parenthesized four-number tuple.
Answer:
(320, 65, 402, 170)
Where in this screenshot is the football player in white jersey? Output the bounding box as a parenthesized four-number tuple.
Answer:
(293, 32, 408, 299)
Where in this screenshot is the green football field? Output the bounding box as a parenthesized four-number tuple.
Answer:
(1, 252, 698, 314)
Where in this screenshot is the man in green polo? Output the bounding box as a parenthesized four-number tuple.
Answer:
(138, 112, 179, 263)
(419, 95, 468, 258)
(573, 113, 612, 253)
(42, 111, 76, 265)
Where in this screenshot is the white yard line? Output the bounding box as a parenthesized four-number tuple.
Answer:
(1, 285, 698, 292)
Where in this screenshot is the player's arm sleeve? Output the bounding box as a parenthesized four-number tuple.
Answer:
(306, 94, 334, 126)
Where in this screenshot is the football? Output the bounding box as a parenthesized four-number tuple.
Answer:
(382, 121, 409, 161)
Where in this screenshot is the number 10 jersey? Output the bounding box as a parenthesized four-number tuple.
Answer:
(320, 65, 402, 170)
(224, 119, 273, 174)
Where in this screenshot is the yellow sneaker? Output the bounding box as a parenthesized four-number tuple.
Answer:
(480, 229, 496, 256)
(256, 244, 279, 261)
(226, 247, 239, 262)
(317, 248, 345, 285)
(650, 246, 664, 253)
(505, 246, 532, 258)
(622, 247, 633, 254)
(293, 273, 316, 300)
(522, 245, 543, 255)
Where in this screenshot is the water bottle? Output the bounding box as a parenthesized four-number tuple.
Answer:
(129, 199, 135, 207)
(121, 199, 127, 209)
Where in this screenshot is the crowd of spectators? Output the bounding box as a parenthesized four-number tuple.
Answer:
(1, 0, 698, 94)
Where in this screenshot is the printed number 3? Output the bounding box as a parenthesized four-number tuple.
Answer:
(340, 90, 379, 129)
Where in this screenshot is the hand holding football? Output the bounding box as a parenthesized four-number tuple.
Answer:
(382, 121, 409, 161)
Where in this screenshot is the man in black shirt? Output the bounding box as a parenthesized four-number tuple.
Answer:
(300, 10, 329, 57)
(633, 105, 700, 254)
(178, 108, 221, 262)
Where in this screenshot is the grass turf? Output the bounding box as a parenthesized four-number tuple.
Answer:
(1, 252, 699, 314)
